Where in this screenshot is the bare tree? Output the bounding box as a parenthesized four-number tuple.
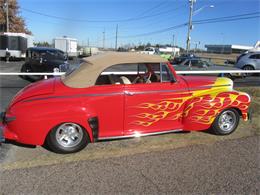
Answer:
(0, 0, 31, 34)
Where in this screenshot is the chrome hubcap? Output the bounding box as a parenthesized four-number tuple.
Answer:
(218, 110, 237, 132)
(243, 66, 254, 76)
(55, 123, 83, 147)
(244, 66, 253, 70)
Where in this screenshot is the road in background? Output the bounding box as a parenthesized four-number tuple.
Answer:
(0, 59, 259, 194)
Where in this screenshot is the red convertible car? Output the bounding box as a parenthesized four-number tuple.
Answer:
(0, 52, 251, 153)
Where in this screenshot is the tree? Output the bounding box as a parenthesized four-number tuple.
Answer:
(34, 41, 51, 47)
(0, 0, 31, 34)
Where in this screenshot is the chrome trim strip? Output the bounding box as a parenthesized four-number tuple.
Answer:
(23, 92, 124, 102)
(127, 84, 231, 96)
(98, 129, 183, 141)
(23, 84, 231, 103)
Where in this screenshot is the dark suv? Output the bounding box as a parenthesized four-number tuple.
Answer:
(21, 47, 69, 82)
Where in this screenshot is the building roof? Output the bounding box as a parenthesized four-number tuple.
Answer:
(27, 47, 64, 52)
(62, 52, 166, 88)
(205, 44, 253, 50)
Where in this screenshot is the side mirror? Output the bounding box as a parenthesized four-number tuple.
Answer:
(203, 64, 208, 68)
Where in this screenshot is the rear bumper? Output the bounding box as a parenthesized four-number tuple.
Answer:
(0, 112, 18, 142)
(0, 122, 18, 142)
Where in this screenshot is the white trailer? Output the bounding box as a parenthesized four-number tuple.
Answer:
(0, 32, 34, 58)
(159, 47, 180, 56)
(54, 37, 78, 58)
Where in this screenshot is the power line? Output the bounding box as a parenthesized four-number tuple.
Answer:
(194, 15, 260, 25)
(118, 23, 188, 38)
(117, 12, 260, 39)
(135, 0, 170, 17)
(21, 5, 186, 23)
(193, 11, 260, 23)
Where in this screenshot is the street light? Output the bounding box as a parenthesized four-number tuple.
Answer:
(193, 5, 214, 16)
(186, 0, 214, 53)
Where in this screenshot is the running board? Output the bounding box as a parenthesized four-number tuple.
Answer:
(98, 129, 183, 141)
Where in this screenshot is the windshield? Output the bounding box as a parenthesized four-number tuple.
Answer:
(64, 62, 83, 76)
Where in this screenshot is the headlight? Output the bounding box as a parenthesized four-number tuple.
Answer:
(53, 67, 60, 73)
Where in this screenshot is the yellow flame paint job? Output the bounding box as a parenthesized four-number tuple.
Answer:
(132, 78, 250, 128)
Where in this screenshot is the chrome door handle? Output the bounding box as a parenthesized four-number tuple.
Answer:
(125, 91, 134, 96)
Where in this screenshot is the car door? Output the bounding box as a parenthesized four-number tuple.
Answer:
(30, 51, 41, 70)
(190, 59, 203, 70)
(124, 63, 188, 136)
(250, 54, 260, 70)
(51, 50, 66, 68)
(86, 83, 125, 138)
(253, 54, 260, 68)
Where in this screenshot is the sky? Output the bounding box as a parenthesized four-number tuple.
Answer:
(18, 0, 260, 49)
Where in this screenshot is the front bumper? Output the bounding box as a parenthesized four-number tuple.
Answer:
(247, 108, 252, 121)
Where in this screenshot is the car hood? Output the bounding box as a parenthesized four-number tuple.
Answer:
(180, 76, 233, 92)
(8, 78, 55, 107)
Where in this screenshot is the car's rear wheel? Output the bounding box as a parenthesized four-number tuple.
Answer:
(211, 108, 240, 135)
(45, 122, 89, 154)
(243, 65, 254, 76)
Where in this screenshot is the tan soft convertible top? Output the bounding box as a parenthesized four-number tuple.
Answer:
(62, 52, 166, 88)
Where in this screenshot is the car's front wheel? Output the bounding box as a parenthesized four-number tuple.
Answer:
(243, 65, 255, 76)
(20, 64, 44, 82)
(45, 122, 89, 154)
(211, 108, 240, 135)
(218, 73, 234, 80)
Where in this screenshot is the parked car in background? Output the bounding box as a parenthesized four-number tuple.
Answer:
(1, 52, 251, 154)
(170, 56, 199, 65)
(140, 47, 172, 60)
(235, 51, 260, 75)
(140, 47, 160, 55)
(173, 58, 242, 80)
(20, 47, 69, 82)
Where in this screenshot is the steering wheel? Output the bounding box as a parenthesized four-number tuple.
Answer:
(133, 72, 152, 83)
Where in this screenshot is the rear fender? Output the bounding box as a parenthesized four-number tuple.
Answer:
(6, 100, 97, 145)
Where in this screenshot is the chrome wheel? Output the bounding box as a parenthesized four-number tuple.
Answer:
(218, 110, 237, 132)
(243, 65, 254, 76)
(55, 123, 84, 148)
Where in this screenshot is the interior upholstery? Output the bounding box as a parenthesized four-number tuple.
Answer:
(120, 76, 132, 84)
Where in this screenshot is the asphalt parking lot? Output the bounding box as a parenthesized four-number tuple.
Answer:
(0, 60, 259, 194)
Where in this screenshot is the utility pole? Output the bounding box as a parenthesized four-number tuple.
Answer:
(195, 42, 198, 53)
(102, 30, 105, 49)
(186, 0, 195, 53)
(115, 24, 118, 51)
(4, 0, 9, 32)
(172, 34, 175, 55)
